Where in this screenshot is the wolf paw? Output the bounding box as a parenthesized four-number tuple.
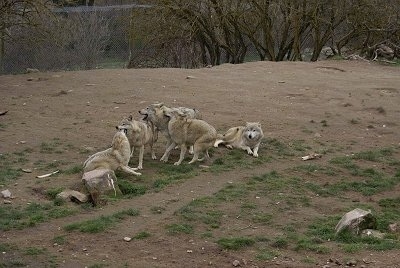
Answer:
(226, 145, 233, 149)
(152, 155, 157, 160)
(253, 152, 259, 157)
(137, 166, 143, 170)
(174, 161, 181, 166)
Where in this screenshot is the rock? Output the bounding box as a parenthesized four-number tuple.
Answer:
(123, 237, 132, 242)
(335, 208, 377, 235)
(3, 200, 12, 204)
(82, 169, 122, 206)
(346, 259, 357, 266)
(26, 68, 39, 73)
(232, 260, 240, 267)
(186, 75, 196, 79)
(56, 190, 88, 203)
(388, 223, 398, 233)
(1, 189, 12, 199)
(361, 229, 385, 239)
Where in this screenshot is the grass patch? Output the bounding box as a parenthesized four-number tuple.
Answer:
(133, 231, 151, 239)
(24, 246, 46, 256)
(0, 202, 77, 231)
(118, 179, 147, 197)
(52, 235, 66, 245)
(152, 164, 198, 190)
(217, 237, 255, 250)
(256, 248, 279, 260)
(62, 164, 82, 175)
(166, 223, 194, 234)
(64, 208, 139, 233)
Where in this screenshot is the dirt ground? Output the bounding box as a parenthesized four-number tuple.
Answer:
(0, 60, 399, 268)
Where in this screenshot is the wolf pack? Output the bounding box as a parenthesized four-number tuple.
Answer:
(83, 102, 264, 176)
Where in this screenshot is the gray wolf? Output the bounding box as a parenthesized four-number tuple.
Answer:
(161, 110, 216, 165)
(138, 102, 201, 157)
(214, 122, 264, 157)
(83, 129, 141, 176)
(116, 115, 157, 170)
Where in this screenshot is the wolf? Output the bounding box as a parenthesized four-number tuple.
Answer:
(138, 102, 202, 156)
(83, 128, 141, 176)
(161, 110, 217, 165)
(214, 122, 264, 157)
(116, 115, 157, 170)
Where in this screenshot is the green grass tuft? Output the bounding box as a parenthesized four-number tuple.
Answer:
(217, 237, 255, 250)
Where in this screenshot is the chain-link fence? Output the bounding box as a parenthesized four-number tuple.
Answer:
(1, 6, 136, 74)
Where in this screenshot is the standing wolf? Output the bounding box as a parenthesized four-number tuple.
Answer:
(214, 122, 264, 157)
(161, 110, 216, 165)
(116, 115, 157, 170)
(83, 128, 141, 176)
(138, 102, 202, 158)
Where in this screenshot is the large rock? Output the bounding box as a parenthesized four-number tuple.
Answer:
(335, 208, 377, 235)
(82, 169, 122, 206)
(57, 190, 88, 203)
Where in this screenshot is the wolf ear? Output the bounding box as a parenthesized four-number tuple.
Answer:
(154, 102, 164, 108)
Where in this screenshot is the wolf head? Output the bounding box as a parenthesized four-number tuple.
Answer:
(244, 122, 263, 141)
(138, 102, 164, 121)
(116, 115, 141, 136)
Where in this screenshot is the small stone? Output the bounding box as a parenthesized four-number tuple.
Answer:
(186, 250, 193, 253)
(21, 168, 32, 173)
(346, 259, 357, 266)
(3, 200, 12, 204)
(232, 260, 240, 267)
(186, 75, 196, 79)
(123, 237, 132, 242)
(1, 189, 12, 199)
(388, 223, 398, 233)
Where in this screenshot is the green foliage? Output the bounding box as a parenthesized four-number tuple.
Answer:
(166, 223, 193, 234)
(24, 247, 46, 256)
(118, 180, 147, 196)
(52, 235, 66, 245)
(62, 165, 82, 174)
(46, 187, 64, 199)
(133, 231, 151, 239)
(217, 237, 255, 250)
(64, 209, 139, 233)
(0, 202, 76, 231)
(256, 249, 279, 260)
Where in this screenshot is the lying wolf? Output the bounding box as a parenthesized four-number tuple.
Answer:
(214, 122, 264, 157)
(83, 128, 141, 176)
(139, 102, 201, 156)
(161, 110, 216, 165)
(116, 115, 157, 170)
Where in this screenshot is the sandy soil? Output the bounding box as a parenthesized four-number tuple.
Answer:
(0, 60, 399, 267)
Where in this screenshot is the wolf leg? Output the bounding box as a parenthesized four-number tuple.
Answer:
(253, 144, 260, 157)
(120, 165, 141, 176)
(189, 145, 194, 154)
(240, 145, 253, 155)
(138, 145, 144, 169)
(160, 141, 176, 162)
(130, 146, 135, 157)
(150, 144, 157, 160)
(174, 144, 187, 165)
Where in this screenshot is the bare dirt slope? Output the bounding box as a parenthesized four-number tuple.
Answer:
(0, 60, 399, 267)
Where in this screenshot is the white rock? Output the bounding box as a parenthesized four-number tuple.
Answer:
(123, 237, 132, 242)
(1, 189, 12, 199)
(233, 260, 240, 267)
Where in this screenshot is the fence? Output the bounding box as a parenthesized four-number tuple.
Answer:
(0, 5, 139, 74)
